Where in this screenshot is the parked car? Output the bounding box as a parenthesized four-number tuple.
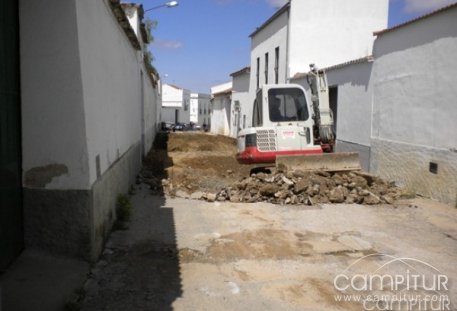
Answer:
(161, 122, 174, 132)
(172, 123, 188, 132)
(189, 122, 201, 131)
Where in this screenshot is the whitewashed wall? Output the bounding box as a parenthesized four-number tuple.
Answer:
(77, 0, 158, 185)
(211, 95, 231, 136)
(190, 93, 199, 123)
(143, 75, 160, 154)
(210, 82, 232, 136)
(162, 84, 183, 107)
(291, 61, 374, 171)
(21, 0, 159, 189)
(371, 7, 457, 205)
(196, 93, 211, 127)
(327, 62, 374, 171)
(20, 0, 161, 258)
(288, 0, 388, 77)
(231, 71, 250, 136)
(21, 0, 91, 190)
(248, 9, 289, 129)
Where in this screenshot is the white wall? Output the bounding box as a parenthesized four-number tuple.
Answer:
(143, 74, 160, 154)
(291, 61, 373, 147)
(211, 95, 231, 136)
(231, 71, 250, 135)
(248, 9, 289, 129)
(196, 93, 211, 127)
(190, 93, 199, 123)
(372, 10, 457, 148)
(327, 62, 374, 147)
(288, 0, 388, 77)
(210, 82, 232, 136)
(77, 0, 158, 185)
(371, 7, 457, 205)
(21, 0, 90, 189)
(21, 0, 159, 189)
(162, 84, 183, 107)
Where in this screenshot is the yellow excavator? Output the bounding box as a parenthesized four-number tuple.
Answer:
(236, 64, 361, 172)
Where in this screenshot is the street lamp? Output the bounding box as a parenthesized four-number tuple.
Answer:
(144, 1, 178, 12)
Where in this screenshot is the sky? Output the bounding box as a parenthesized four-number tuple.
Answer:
(135, 0, 457, 93)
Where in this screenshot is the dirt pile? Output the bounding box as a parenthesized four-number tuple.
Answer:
(143, 132, 401, 205)
(141, 132, 253, 194)
(167, 169, 400, 205)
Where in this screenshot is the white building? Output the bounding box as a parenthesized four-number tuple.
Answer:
(291, 57, 374, 171)
(192, 93, 211, 128)
(161, 84, 191, 124)
(190, 93, 199, 124)
(370, 4, 457, 206)
(210, 82, 233, 136)
(247, 0, 389, 127)
(293, 3, 457, 206)
(230, 66, 250, 137)
(14, 0, 160, 263)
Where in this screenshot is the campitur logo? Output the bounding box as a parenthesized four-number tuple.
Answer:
(333, 254, 453, 310)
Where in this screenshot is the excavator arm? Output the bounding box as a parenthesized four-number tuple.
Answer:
(307, 64, 335, 147)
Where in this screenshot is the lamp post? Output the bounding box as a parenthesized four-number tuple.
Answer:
(144, 1, 178, 12)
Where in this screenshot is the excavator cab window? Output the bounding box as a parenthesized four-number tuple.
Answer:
(268, 88, 308, 122)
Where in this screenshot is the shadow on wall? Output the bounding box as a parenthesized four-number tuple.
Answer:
(80, 132, 182, 311)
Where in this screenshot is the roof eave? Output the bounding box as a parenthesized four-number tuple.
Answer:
(374, 2, 457, 36)
(249, 1, 290, 38)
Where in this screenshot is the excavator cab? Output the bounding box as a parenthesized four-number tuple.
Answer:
(237, 84, 322, 164)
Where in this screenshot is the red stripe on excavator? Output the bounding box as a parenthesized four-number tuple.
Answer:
(236, 146, 323, 164)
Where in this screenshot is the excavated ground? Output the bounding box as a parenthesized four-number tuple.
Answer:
(141, 132, 403, 205)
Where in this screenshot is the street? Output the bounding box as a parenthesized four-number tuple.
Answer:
(79, 184, 457, 310)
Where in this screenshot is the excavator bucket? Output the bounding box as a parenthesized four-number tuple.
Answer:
(276, 152, 361, 172)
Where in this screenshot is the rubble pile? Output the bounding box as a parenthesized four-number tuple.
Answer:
(165, 169, 400, 206)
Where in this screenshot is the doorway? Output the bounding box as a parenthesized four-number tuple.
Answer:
(0, 0, 23, 270)
(329, 86, 338, 137)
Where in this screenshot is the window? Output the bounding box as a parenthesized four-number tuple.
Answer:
(243, 115, 246, 129)
(256, 57, 260, 89)
(199, 106, 202, 115)
(265, 52, 269, 84)
(268, 88, 309, 122)
(274, 47, 279, 84)
(252, 89, 263, 127)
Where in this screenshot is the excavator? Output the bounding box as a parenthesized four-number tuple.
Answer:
(236, 64, 361, 172)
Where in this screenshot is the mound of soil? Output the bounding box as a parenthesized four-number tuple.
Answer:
(142, 132, 402, 205)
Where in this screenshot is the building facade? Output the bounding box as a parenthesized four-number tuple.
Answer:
(210, 82, 233, 136)
(161, 84, 191, 124)
(370, 5, 457, 206)
(293, 4, 457, 206)
(247, 0, 388, 128)
(0, 0, 161, 268)
(230, 67, 250, 138)
(192, 93, 211, 128)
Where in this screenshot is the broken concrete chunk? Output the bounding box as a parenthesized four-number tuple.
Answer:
(259, 184, 279, 196)
(329, 187, 345, 203)
(206, 193, 217, 202)
(363, 193, 381, 205)
(190, 191, 204, 200)
(282, 176, 294, 186)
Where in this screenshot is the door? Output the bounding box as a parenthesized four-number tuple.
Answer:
(329, 86, 338, 138)
(0, 0, 23, 270)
